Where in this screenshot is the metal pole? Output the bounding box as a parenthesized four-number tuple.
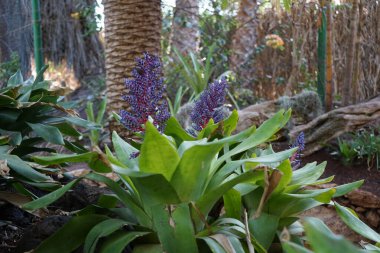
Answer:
(31, 0, 44, 80)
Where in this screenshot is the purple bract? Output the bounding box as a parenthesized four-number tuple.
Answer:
(190, 78, 228, 131)
(120, 53, 171, 133)
(290, 132, 305, 169)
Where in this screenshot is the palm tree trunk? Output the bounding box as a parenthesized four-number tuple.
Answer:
(342, 0, 358, 106)
(104, 0, 162, 138)
(170, 0, 199, 54)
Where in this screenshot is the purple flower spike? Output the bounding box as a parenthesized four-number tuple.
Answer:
(190, 78, 228, 131)
(120, 53, 171, 133)
(290, 132, 305, 169)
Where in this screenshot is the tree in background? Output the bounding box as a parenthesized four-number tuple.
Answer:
(104, 0, 162, 137)
(230, 0, 258, 88)
(170, 0, 200, 54)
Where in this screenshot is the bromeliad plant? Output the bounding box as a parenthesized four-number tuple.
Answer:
(23, 54, 378, 253)
(0, 68, 102, 192)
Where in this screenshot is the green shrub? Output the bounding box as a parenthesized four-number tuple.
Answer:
(0, 69, 102, 192)
(23, 110, 376, 253)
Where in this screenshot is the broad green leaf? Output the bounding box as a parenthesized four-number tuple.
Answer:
(113, 167, 180, 206)
(152, 203, 198, 253)
(85, 173, 150, 228)
(84, 219, 127, 253)
(171, 141, 224, 202)
(27, 123, 64, 145)
(200, 237, 227, 253)
(99, 231, 149, 253)
(290, 162, 326, 186)
(0, 154, 51, 182)
(112, 131, 139, 169)
(133, 244, 163, 253)
(304, 217, 366, 253)
(33, 152, 96, 165)
(286, 188, 336, 203)
(223, 189, 241, 219)
(333, 180, 364, 198)
(139, 121, 180, 181)
(282, 241, 313, 253)
(7, 70, 23, 87)
(164, 116, 196, 142)
(196, 170, 262, 227)
(23, 179, 80, 210)
(34, 215, 108, 253)
(209, 148, 296, 191)
(335, 202, 380, 242)
(64, 116, 100, 129)
(249, 213, 279, 249)
(222, 110, 239, 136)
(215, 110, 291, 168)
(53, 122, 81, 137)
(272, 159, 292, 194)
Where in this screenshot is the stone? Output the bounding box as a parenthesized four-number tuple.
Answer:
(346, 189, 380, 209)
(366, 210, 380, 228)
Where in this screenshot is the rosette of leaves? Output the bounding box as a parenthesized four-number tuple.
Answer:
(23, 107, 378, 253)
(0, 69, 104, 191)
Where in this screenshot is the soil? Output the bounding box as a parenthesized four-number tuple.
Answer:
(303, 148, 380, 196)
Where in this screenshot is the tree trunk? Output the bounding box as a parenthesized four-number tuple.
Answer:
(230, 0, 257, 88)
(342, 0, 358, 106)
(170, 0, 199, 54)
(290, 95, 380, 156)
(104, 0, 162, 138)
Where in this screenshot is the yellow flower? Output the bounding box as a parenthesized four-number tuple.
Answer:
(70, 12, 80, 20)
(265, 34, 284, 49)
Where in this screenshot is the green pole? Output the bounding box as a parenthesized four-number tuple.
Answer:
(31, 0, 44, 80)
(317, 5, 327, 108)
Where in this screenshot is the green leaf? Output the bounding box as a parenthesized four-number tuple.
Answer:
(139, 121, 180, 181)
(215, 110, 291, 168)
(99, 231, 150, 253)
(34, 215, 108, 253)
(272, 159, 293, 194)
(113, 167, 180, 206)
(84, 219, 127, 253)
(170, 141, 224, 202)
(200, 237, 227, 253)
(133, 245, 163, 253)
(53, 122, 81, 137)
(223, 189, 241, 219)
(304, 217, 366, 253)
(222, 110, 239, 136)
(64, 116, 100, 129)
(249, 213, 279, 249)
(333, 180, 364, 198)
(282, 241, 313, 253)
(112, 131, 139, 169)
(290, 162, 326, 186)
(27, 123, 64, 145)
(164, 116, 196, 142)
(286, 188, 336, 204)
(152, 204, 198, 253)
(33, 152, 96, 165)
(0, 154, 51, 182)
(335, 202, 380, 243)
(7, 70, 23, 87)
(23, 178, 80, 210)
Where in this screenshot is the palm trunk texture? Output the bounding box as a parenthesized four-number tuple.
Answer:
(104, 0, 162, 138)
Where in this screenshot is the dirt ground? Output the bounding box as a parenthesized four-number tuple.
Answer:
(303, 149, 380, 196)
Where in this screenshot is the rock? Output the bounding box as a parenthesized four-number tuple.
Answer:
(366, 210, 380, 228)
(346, 189, 380, 209)
(355, 207, 366, 213)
